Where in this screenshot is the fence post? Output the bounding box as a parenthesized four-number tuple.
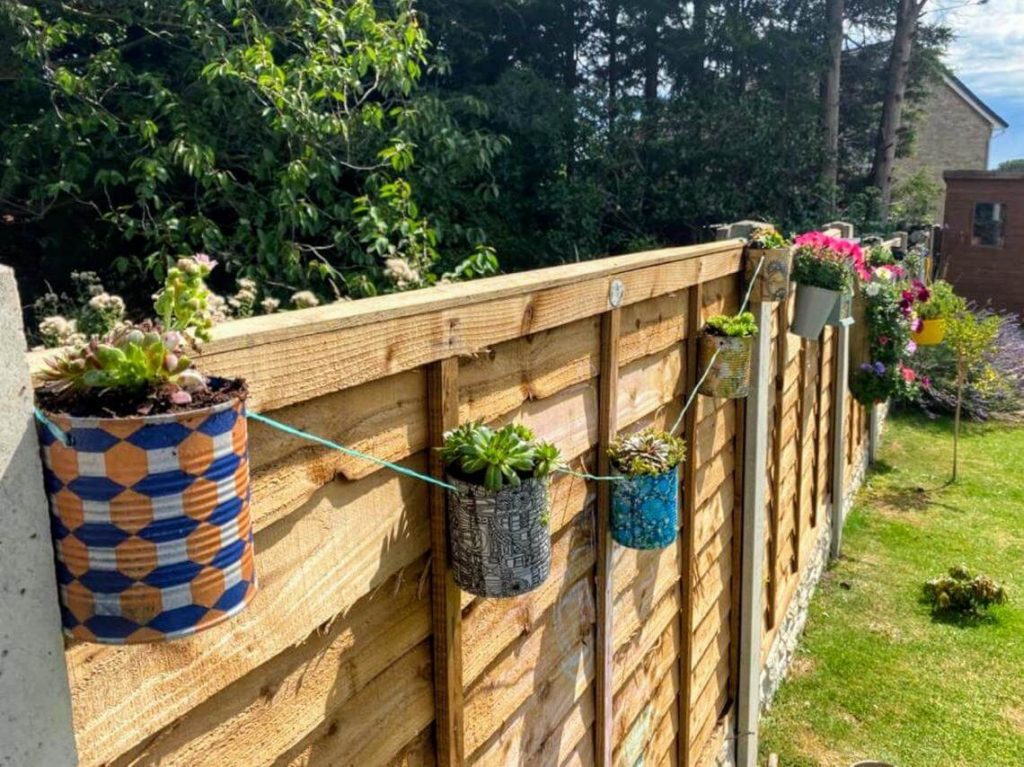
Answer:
(829, 319, 852, 560)
(0, 266, 78, 766)
(595, 304, 621, 767)
(735, 296, 773, 767)
(426, 358, 464, 767)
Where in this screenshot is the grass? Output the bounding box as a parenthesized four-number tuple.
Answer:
(759, 411, 1024, 767)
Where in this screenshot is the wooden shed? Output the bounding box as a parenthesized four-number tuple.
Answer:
(942, 170, 1024, 318)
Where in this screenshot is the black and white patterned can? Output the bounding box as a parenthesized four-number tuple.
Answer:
(446, 476, 552, 598)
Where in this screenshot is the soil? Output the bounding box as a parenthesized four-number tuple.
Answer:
(36, 377, 247, 419)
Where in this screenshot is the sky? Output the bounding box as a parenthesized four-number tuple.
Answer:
(939, 0, 1024, 167)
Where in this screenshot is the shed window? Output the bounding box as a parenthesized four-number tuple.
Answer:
(972, 202, 1005, 247)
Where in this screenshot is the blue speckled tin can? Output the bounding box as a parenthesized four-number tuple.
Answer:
(610, 466, 680, 550)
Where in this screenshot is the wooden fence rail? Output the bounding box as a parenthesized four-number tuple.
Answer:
(5, 222, 874, 767)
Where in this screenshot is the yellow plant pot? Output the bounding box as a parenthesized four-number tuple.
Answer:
(912, 318, 947, 346)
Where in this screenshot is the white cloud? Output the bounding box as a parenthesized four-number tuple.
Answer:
(940, 0, 1024, 101)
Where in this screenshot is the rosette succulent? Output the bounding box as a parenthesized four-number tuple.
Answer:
(38, 255, 218, 407)
(442, 422, 561, 491)
(608, 428, 687, 477)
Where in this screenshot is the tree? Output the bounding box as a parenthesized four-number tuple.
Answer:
(822, 0, 845, 210)
(0, 0, 501, 314)
(997, 159, 1024, 172)
(872, 0, 928, 221)
(944, 310, 1000, 482)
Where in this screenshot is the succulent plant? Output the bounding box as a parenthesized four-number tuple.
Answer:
(39, 255, 218, 407)
(442, 422, 562, 491)
(705, 311, 758, 338)
(748, 226, 789, 249)
(608, 428, 686, 477)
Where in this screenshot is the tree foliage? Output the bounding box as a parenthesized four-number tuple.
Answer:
(0, 0, 501, 313)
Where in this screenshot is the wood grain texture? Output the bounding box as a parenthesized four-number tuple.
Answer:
(41, 239, 881, 767)
(427, 359, 464, 767)
(595, 309, 621, 767)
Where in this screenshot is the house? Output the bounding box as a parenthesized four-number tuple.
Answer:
(941, 170, 1024, 318)
(893, 73, 1008, 221)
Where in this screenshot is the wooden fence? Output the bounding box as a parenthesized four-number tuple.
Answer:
(9, 224, 875, 767)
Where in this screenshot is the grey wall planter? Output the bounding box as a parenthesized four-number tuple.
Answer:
(826, 289, 854, 327)
(792, 283, 840, 340)
(446, 476, 551, 598)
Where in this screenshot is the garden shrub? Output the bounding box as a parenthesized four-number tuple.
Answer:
(923, 565, 1007, 615)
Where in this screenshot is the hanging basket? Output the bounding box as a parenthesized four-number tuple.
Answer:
(446, 476, 551, 598)
(697, 333, 753, 399)
(791, 283, 841, 340)
(744, 247, 793, 303)
(912, 318, 947, 346)
(610, 466, 680, 550)
(37, 382, 256, 644)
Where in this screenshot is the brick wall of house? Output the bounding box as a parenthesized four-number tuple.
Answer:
(894, 79, 994, 221)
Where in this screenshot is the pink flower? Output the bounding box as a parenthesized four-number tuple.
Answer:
(900, 366, 917, 384)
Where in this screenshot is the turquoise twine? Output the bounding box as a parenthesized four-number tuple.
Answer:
(248, 412, 459, 492)
(671, 254, 766, 436)
(34, 407, 71, 446)
(555, 467, 623, 482)
(252, 412, 624, 487)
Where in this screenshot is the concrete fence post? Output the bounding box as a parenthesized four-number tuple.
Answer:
(829, 319, 852, 560)
(735, 295, 772, 767)
(0, 266, 78, 767)
(824, 221, 855, 238)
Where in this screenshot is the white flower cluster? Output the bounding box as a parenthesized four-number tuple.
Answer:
(384, 257, 422, 290)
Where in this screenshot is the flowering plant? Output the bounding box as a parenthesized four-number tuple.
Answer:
(38, 255, 218, 409)
(791, 231, 866, 292)
(850, 267, 923, 405)
(916, 280, 964, 322)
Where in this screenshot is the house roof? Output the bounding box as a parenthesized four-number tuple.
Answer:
(942, 73, 1009, 130)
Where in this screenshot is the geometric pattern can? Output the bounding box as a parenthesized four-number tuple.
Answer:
(745, 247, 793, 303)
(446, 476, 551, 599)
(697, 333, 754, 399)
(611, 466, 680, 550)
(36, 385, 256, 644)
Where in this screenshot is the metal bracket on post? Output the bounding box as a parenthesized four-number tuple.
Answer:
(735, 299, 773, 767)
(608, 279, 625, 309)
(830, 321, 852, 560)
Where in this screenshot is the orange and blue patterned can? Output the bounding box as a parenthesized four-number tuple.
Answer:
(37, 389, 256, 644)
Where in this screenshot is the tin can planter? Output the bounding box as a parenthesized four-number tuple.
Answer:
(697, 333, 753, 399)
(611, 467, 680, 550)
(792, 283, 840, 340)
(745, 247, 793, 302)
(912, 318, 947, 346)
(37, 384, 256, 644)
(446, 476, 551, 598)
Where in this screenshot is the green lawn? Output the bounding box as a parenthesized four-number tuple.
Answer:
(759, 412, 1024, 767)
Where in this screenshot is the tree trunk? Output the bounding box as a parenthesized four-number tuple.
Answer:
(872, 0, 924, 222)
(953, 360, 964, 482)
(822, 0, 844, 211)
(606, 0, 620, 142)
(686, 0, 709, 94)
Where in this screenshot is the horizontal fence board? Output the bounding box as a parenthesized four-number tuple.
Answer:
(28, 235, 881, 767)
